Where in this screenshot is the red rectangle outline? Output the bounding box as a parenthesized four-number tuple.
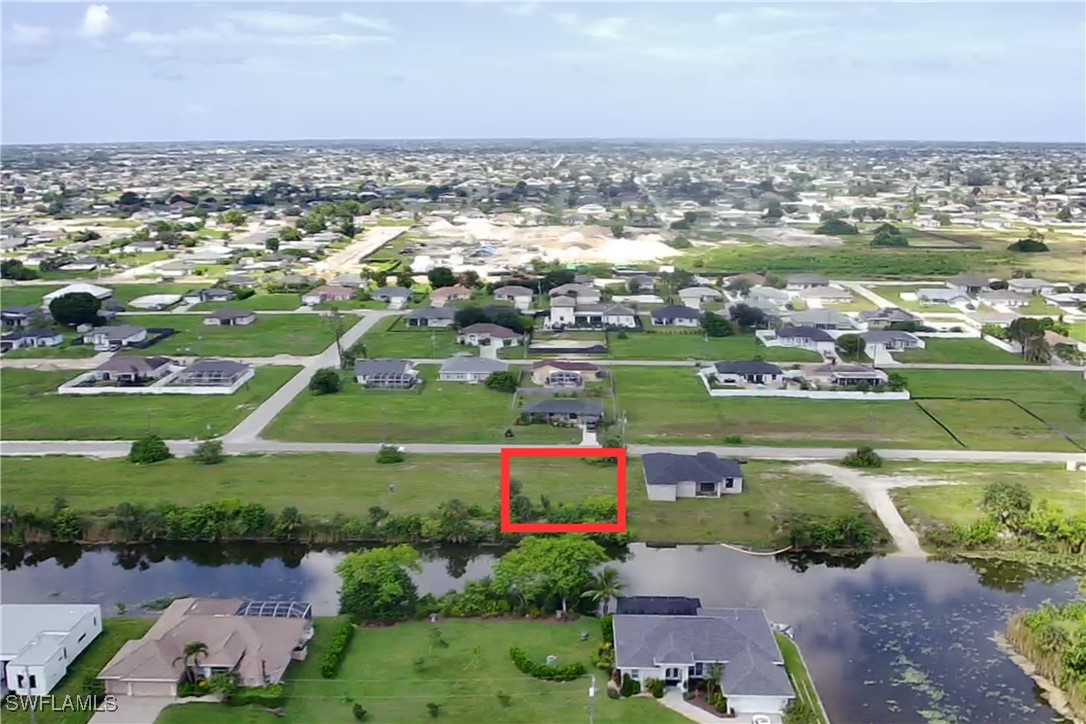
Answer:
(500, 447, 627, 534)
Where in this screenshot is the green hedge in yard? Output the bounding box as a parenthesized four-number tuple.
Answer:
(320, 619, 356, 678)
(509, 647, 585, 681)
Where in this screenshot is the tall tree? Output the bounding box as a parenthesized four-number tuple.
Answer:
(493, 536, 608, 615)
(49, 292, 101, 327)
(428, 267, 457, 289)
(336, 545, 422, 621)
(172, 641, 209, 684)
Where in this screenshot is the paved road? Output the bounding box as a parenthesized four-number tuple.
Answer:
(4, 439, 1083, 466)
(890, 363, 1086, 372)
(315, 225, 408, 275)
(222, 311, 396, 442)
(837, 280, 895, 309)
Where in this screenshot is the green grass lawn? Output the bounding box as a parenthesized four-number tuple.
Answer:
(1018, 296, 1065, 317)
(627, 461, 887, 547)
(3, 619, 154, 724)
(2, 455, 617, 519)
(191, 292, 305, 311)
(896, 338, 1037, 365)
(607, 331, 820, 362)
(0, 366, 300, 439)
(904, 369, 1086, 448)
(917, 399, 1080, 452)
(0, 285, 64, 307)
(265, 365, 581, 444)
(1068, 320, 1086, 344)
(616, 367, 956, 448)
(360, 315, 473, 358)
(158, 619, 686, 724)
(776, 633, 829, 724)
(889, 463, 1086, 532)
(120, 314, 354, 356)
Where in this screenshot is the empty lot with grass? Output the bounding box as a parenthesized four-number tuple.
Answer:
(627, 461, 887, 547)
(360, 315, 472, 358)
(0, 366, 299, 439)
(191, 292, 305, 311)
(896, 338, 1036, 365)
(904, 369, 1086, 448)
(888, 462, 1086, 532)
(121, 314, 354, 357)
(266, 365, 584, 444)
(617, 367, 956, 448)
(607, 330, 821, 361)
(2, 454, 620, 519)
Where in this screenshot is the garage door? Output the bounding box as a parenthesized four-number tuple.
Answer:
(129, 681, 175, 697)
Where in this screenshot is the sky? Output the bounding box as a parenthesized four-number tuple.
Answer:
(2, 1, 1085, 145)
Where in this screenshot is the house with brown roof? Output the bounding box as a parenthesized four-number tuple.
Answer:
(301, 285, 354, 306)
(456, 323, 523, 348)
(97, 598, 312, 697)
(429, 285, 473, 307)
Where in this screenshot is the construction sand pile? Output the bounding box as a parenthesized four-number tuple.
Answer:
(423, 222, 678, 264)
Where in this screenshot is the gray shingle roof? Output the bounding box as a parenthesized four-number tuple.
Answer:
(861, 330, 919, 343)
(406, 306, 456, 320)
(642, 452, 741, 486)
(712, 360, 784, 376)
(774, 325, 834, 342)
(459, 323, 521, 339)
(439, 357, 508, 374)
(651, 305, 702, 322)
(208, 308, 254, 321)
(613, 609, 794, 697)
(372, 286, 412, 299)
(96, 356, 173, 374)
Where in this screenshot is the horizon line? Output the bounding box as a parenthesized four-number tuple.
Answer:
(3, 135, 1085, 148)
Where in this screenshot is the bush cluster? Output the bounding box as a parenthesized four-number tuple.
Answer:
(619, 673, 641, 697)
(508, 647, 585, 681)
(320, 619, 356, 678)
(228, 684, 285, 708)
(645, 678, 665, 698)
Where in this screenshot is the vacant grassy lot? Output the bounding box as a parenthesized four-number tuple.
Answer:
(121, 314, 354, 357)
(917, 399, 1079, 452)
(2, 618, 154, 724)
(266, 366, 581, 444)
(628, 461, 886, 546)
(607, 330, 820, 362)
(361, 315, 471, 358)
(616, 367, 956, 448)
(0, 367, 299, 439)
(1018, 296, 1066, 317)
(0, 284, 64, 307)
(191, 292, 305, 311)
(109, 283, 208, 307)
(889, 463, 1086, 532)
(159, 619, 685, 724)
(896, 338, 1035, 365)
(2, 455, 625, 519)
(904, 369, 1086, 448)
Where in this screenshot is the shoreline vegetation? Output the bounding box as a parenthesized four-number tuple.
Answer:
(1005, 601, 1086, 721)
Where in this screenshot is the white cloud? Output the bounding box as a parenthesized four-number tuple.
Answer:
(341, 12, 392, 32)
(225, 10, 329, 34)
(555, 13, 630, 41)
(81, 4, 114, 39)
(10, 23, 51, 46)
(504, 2, 539, 17)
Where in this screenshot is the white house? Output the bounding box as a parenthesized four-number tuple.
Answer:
(438, 356, 508, 383)
(860, 330, 925, 356)
(41, 283, 113, 307)
(678, 287, 722, 309)
(493, 285, 534, 311)
(82, 325, 147, 351)
(456, 323, 523, 348)
(1, 604, 102, 696)
(548, 283, 601, 305)
(758, 326, 837, 357)
(641, 452, 743, 502)
(650, 305, 702, 327)
(547, 299, 637, 329)
(613, 608, 794, 715)
(699, 360, 785, 387)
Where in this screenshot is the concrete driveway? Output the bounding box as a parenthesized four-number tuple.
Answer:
(90, 696, 176, 724)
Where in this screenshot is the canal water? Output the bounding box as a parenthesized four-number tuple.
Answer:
(2, 542, 1078, 724)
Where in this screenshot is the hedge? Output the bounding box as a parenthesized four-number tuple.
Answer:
(228, 684, 286, 708)
(320, 619, 356, 678)
(509, 647, 585, 681)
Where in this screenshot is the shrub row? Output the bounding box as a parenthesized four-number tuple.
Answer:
(228, 684, 285, 708)
(508, 647, 585, 681)
(320, 619, 356, 678)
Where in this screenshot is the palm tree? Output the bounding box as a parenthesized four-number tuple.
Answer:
(580, 567, 624, 615)
(173, 641, 209, 684)
(706, 661, 725, 699)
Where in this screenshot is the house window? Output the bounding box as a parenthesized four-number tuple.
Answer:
(78, 633, 87, 643)
(694, 662, 704, 676)
(62, 648, 67, 660)
(29, 675, 37, 689)
(629, 670, 639, 680)
(724, 479, 734, 489)
(17, 675, 25, 688)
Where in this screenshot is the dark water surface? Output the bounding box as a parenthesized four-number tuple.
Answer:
(2, 542, 1078, 724)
